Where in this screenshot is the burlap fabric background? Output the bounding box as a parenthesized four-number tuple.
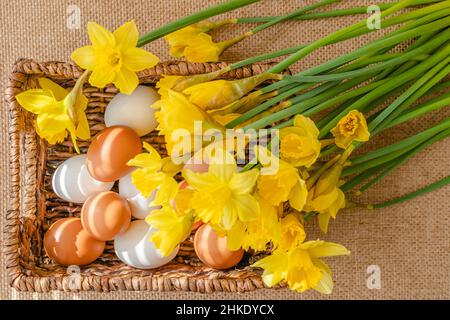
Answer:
(1, 0, 449, 300)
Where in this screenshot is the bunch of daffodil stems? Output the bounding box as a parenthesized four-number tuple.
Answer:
(16, 0, 450, 294)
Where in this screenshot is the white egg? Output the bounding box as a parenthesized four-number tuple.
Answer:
(77, 164, 114, 198)
(52, 155, 115, 204)
(119, 171, 160, 219)
(118, 171, 140, 199)
(114, 220, 178, 269)
(52, 155, 87, 204)
(128, 191, 161, 220)
(104, 85, 159, 136)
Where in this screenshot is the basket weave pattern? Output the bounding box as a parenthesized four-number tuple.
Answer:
(5, 59, 283, 293)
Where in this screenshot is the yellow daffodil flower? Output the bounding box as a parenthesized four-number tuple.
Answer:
(71, 20, 160, 94)
(146, 204, 194, 256)
(226, 196, 281, 252)
(127, 142, 179, 205)
(280, 115, 321, 168)
(183, 73, 282, 110)
(155, 68, 228, 98)
(16, 77, 90, 153)
(183, 32, 251, 63)
(165, 19, 236, 58)
(305, 164, 346, 233)
(255, 146, 308, 211)
(279, 214, 306, 251)
(183, 148, 260, 230)
(153, 90, 224, 156)
(252, 239, 350, 294)
(331, 110, 370, 149)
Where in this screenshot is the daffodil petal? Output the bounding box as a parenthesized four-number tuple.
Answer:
(87, 21, 115, 47)
(38, 78, 68, 101)
(123, 47, 160, 72)
(209, 148, 236, 183)
(89, 66, 116, 88)
(71, 46, 96, 70)
(127, 153, 161, 170)
(113, 68, 139, 95)
(222, 201, 238, 229)
(16, 90, 57, 114)
(252, 253, 287, 287)
(229, 169, 259, 194)
(36, 112, 71, 135)
(113, 20, 138, 49)
(288, 178, 307, 211)
(234, 193, 259, 222)
(317, 212, 331, 233)
(308, 241, 350, 258)
(312, 259, 333, 294)
(76, 112, 91, 140)
(183, 169, 218, 192)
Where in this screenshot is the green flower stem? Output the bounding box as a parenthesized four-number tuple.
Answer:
(386, 90, 450, 129)
(343, 117, 450, 176)
(319, 40, 450, 138)
(373, 62, 450, 134)
(285, 51, 430, 83)
(238, 4, 394, 23)
(372, 175, 450, 209)
(363, 63, 448, 127)
(287, 14, 450, 79)
(350, 129, 450, 192)
(266, 0, 443, 73)
(360, 128, 450, 193)
(237, 0, 442, 23)
(341, 165, 385, 192)
(137, 0, 260, 47)
(226, 82, 313, 128)
(368, 55, 450, 133)
(250, 0, 337, 34)
(243, 71, 383, 130)
(229, 44, 305, 70)
(343, 143, 421, 177)
(321, 76, 448, 159)
(350, 117, 450, 166)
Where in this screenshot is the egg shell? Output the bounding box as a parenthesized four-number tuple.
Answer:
(52, 155, 87, 204)
(86, 126, 142, 182)
(192, 221, 204, 231)
(78, 163, 114, 198)
(114, 220, 178, 269)
(119, 171, 160, 219)
(194, 224, 244, 270)
(128, 191, 160, 220)
(81, 191, 132, 241)
(44, 217, 105, 266)
(118, 170, 140, 199)
(104, 86, 159, 137)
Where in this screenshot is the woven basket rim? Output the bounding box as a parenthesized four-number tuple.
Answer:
(4, 59, 285, 293)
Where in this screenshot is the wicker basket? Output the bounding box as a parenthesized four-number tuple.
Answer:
(4, 59, 286, 293)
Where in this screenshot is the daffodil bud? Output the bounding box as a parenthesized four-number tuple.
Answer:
(164, 19, 238, 59)
(156, 67, 229, 98)
(184, 73, 282, 110)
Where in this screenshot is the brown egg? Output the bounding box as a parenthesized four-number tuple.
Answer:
(86, 125, 141, 182)
(81, 191, 131, 241)
(194, 224, 244, 270)
(44, 217, 105, 266)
